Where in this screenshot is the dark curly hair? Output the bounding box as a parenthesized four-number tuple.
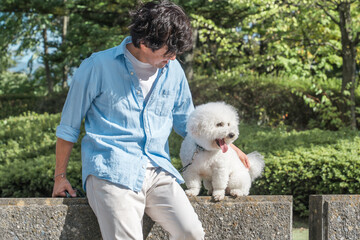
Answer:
(129, 1, 192, 56)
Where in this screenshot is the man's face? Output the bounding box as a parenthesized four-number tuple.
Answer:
(140, 44, 176, 68)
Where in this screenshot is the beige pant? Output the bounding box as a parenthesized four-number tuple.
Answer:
(86, 167, 205, 240)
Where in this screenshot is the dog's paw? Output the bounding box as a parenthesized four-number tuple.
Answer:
(229, 189, 249, 197)
(212, 190, 225, 201)
(185, 188, 200, 197)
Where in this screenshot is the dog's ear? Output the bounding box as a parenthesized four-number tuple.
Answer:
(187, 115, 204, 137)
(188, 120, 199, 136)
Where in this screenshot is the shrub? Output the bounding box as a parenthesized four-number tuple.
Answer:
(0, 71, 37, 95)
(189, 73, 315, 129)
(189, 73, 359, 130)
(291, 80, 360, 130)
(237, 125, 360, 216)
(172, 124, 360, 217)
(1, 112, 359, 219)
(0, 92, 67, 119)
(0, 95, 41, 119)
(0, 112, 82, 197)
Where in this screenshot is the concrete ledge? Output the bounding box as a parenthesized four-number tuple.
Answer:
(0, 198, 101, 240)
(146, 196, 293, 239)
(309, 195, 360, 240)
(0, 196, 292, 239)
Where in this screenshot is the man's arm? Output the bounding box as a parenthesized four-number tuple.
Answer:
(230, 143, 250, 169)
(52, 138, 77, 197)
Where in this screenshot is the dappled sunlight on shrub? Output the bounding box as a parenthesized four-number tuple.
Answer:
(0, 112, 83, 197)
(1, 112, 359, 217)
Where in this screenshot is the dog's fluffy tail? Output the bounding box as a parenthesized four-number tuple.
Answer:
(248, 151, 265, 181)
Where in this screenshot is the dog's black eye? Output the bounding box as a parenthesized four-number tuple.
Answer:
(228, 123, 230, 126)
(216, 122, 224, 127)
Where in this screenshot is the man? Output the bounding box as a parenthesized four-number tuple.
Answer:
(52, 1, 249, 239)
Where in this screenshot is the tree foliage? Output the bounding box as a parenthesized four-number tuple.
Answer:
(180, 0, 359, 128)
(0, 0, 132, 94)
(0, 0, 359, 128)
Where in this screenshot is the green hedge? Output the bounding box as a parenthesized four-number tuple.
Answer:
(0, 92, 67, 119)
(189, 74, 360, 130)
(0, 112, 82, 197)
(237, 125, 360, 216)
(171, 124, 360, 216)
(1, 112, 359, 217)
(189, 74, 315, 128)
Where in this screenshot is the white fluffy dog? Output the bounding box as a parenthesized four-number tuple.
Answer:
(180, 102, 265, 201)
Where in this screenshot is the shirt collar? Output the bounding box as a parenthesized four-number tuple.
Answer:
(114, 36, 132, 58)
(114, 36, 170, 69)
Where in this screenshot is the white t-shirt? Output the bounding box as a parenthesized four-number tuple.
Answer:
(125, 47, 159, 168)
(125, 47, 158, 99)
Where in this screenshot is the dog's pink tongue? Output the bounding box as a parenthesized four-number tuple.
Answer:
(219, 139, 228, 153)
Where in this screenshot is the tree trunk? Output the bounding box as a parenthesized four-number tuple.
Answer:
(180, 28, 198, 81)
(61, 5, 70, 89)
(338, 2, 357, 129)
(42, 28, 53, 94)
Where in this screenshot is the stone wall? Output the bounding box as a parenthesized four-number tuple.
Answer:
(309, 195, 360, 240)
(0, 196, 292, 240)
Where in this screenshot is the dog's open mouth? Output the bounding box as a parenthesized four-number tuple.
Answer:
(215, 138, 228, 153)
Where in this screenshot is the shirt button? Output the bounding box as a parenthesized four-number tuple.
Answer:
(130, 72, 134, 75)
(137, 90, 141, 95)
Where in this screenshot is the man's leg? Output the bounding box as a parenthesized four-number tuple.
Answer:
(86, 175, 145, 240)
(145, 169, 205, 240)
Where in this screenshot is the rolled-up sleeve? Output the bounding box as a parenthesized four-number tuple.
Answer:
(56, 56, 101, 143)
(172, 75, 194, 138)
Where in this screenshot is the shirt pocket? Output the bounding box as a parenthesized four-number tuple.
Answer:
(155, 90, 175, 116)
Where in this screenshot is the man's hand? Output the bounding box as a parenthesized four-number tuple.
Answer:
(52, 138, 76, 197)
(52, 176, 77, 198)
(230, 144, 250, 169)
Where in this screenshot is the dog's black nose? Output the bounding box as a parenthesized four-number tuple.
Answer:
(228, 133, 235, 138)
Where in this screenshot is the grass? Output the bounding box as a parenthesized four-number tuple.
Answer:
(293, 228, 308, 240)
(293, 216, 308, 240)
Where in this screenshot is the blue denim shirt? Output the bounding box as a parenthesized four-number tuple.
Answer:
(56, 36, 194, 192)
